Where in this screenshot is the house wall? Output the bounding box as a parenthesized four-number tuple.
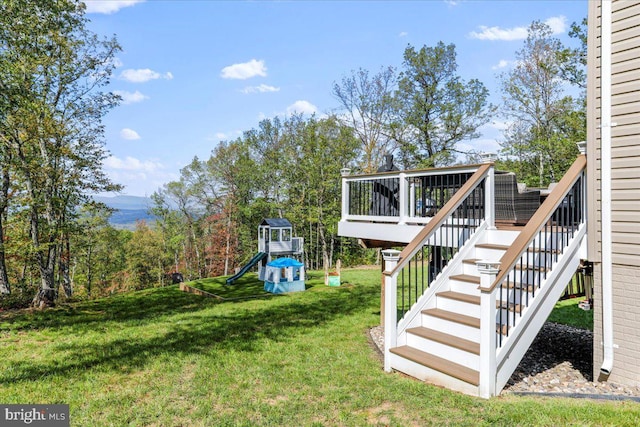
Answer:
(588, 0, 640, 385)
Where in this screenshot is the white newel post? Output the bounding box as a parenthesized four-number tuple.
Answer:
(480, 153, 497, 229)
(398, 173, 407, 225)
(476, 260, 500, 398)
(382, 249, 401, 372)
(340, 168, 351, 220)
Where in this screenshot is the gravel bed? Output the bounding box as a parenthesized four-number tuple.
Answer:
(369, 322, 640, 398)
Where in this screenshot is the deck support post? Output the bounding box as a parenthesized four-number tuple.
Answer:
(481, 154, 496, 229)
(340, 168, 351, 221)
(382, 249, 401, 372)
(398, 173, 408, 225)
(477, 260, 500, 398)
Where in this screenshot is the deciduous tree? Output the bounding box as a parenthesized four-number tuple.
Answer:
(0, 0, 121, 306)
(395, 42, 493, 168)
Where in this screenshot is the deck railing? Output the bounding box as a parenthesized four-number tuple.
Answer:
(476, 155, 587, 397)
(486, 155, 587, 347)
(341, 164, 486, 226)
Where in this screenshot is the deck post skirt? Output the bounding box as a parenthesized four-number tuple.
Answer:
(382, 249, 401, 372)
(398, 173, 408, 225)
(477, 260, 500, 398)
(340, 168, 351, 221)
(480, 154, 496, 229)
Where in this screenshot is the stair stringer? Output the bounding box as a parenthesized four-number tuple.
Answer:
(395, 222, 489, 347)
(493, 224, 587, 394)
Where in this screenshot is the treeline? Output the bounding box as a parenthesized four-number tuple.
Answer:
(0, 0, 586, 308)
(149, 114, 364, 281)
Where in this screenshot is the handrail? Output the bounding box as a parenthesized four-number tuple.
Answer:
(385, 163, 492, 277)
(344, 163, 485, 181)
(484, 155, 587, 292)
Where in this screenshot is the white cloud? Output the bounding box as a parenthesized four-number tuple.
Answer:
(83, 0, 145, 14)
(102, 156, 176, 196)
(545, 16, 568, 35)
(286, 100, 318, 116)
(120, 128, 141, 140)
(457, 139, 501, 155)
(399, 31, 409, 37)
(113, 90, 148, 105)
(220, 59, 267, 80)
(483, 120, 511, 131)
(469, 25, 527, 41)
(110, 57, 124, 68)
(241, 84, 280, 94)
(469, 15, 567, 41)
(104, 156, 163, 173)
(120, 68, 173, 83)
(206, 130, 243, 142)
(491, 59, 512, 70)
(444, 0, 460, 6)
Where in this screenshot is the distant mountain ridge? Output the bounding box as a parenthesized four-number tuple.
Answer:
(94, 195, 153, 210)
(94, 195, 156, 229)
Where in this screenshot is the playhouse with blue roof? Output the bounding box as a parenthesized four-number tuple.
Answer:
(263, 257, 305, 294)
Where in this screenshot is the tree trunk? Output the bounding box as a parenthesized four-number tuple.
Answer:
(0, 216, 10, 295)
(27, 201, 58, 308)
(86, 245, 93, 299)
(224, 213, 231, 276)
(32, 248, 57, 308)
(0, 167, 11, 295)
(59, 237, 73, 298)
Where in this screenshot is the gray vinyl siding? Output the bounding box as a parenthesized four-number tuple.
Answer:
(589, 0, 640, 387)
(588, 0, 640, 267)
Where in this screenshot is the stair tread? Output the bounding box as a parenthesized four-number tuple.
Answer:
(450, 274, 480, 284)
(437, 291, 521, 313)
(390, 345, 479, 386)
(474, 243, 560, 254)
(463, 258, 549, 272)
(501, 282, 536, 292)
(422, 308, 480, 328)
(438, 290, 480, 305)
(475, 243, 510, 251)
(406, 326, 480, 355)
(498, 302, 522, 313)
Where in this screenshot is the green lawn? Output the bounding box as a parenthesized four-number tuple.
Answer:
(1, 268, 637, 426)
(547, 296, 594, 331)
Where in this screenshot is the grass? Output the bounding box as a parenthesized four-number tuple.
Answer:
(1, 268, 637, 426)
(547, 297, 594, 331)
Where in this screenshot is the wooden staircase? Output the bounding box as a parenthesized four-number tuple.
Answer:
(386, 224, 585, 397)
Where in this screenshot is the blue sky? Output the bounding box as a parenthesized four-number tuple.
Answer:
(83, 0, 587, 197)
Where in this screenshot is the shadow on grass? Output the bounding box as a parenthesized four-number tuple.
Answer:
(1, 281, 378, 384)
(0, 286, 214, 332)
(191, 273, 324, 300)
(190, 273, 273, 300)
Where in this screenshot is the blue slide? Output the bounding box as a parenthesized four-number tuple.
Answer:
(225, 252, 268, 285)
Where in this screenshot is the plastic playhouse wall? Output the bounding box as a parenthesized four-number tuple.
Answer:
(264, 279, 305, 294)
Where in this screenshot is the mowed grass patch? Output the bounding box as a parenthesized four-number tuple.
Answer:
(1, 268, 638, 426)
(547, 296, 594, 331)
